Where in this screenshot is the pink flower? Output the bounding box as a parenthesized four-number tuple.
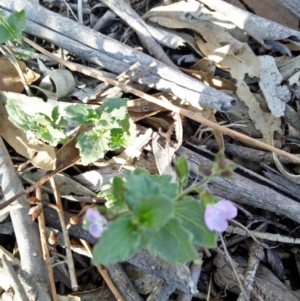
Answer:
(204, 200, 237, 232)
(85, 208, 108, 238)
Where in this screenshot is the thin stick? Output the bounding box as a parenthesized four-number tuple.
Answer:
(36, 187, 58, 301)
(49, 178, 79, 291)
(219, 234, 250, 301)
(81, 240, 125, 301)
(22, 36, 300, 164)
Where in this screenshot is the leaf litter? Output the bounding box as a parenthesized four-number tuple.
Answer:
(1, 1, 300, 301)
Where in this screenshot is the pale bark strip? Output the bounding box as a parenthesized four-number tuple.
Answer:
(100, 0, 177, 68)
(0, 137, 52, 300)
(0, 0, 237, 113)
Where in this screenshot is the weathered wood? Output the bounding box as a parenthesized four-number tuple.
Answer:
(0, 0, 236, 112)
(100, 0, 177, 68)
(177, 145, 300, 224)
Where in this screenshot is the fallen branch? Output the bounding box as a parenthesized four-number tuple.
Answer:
(22, 37, 300, 165)
(0, 137, 51, 300)
(1, 0, 236, 113)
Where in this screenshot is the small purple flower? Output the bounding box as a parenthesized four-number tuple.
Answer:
(204, 200, 237, 232)
(85, 208, 108, 238)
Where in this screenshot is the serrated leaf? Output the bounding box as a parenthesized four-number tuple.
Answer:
(93, 214, 142, 264)
(101, 98, 128, 120)
(58, 118, 68, 128)
(65, 104, 100, 126)
(109, 128, 125, 150)
(76, 130, 110, 165)
(147, 218, 198, 263)
(35, 113, 52, 126)
(174, 197, 216, 248)
(35, 125, 66, 146)
(123, 170, 177, 211)
(46, 126, 67, 145)
(174, 156, 189, 188)
(7, 10, 26, 38)
(6, 99, 38, 131)
(0, 23, 10, 44)
(134, 195, 173, 231)
(127, 168, 178, 200)
(98, 98, 129, 129)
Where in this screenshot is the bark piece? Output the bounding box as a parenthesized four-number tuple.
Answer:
(0, 138, 51, 301)
(127, 250, 196, 294)
(177, 145, 300, 224)
(0, 0, 237, 113)
(105, 264, 143, 301)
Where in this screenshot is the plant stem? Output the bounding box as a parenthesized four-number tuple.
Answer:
(173, 174, 216, 202)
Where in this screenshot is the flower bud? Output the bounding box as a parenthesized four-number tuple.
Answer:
(220, 169, 234, 178)
(199, 164, 212, 176)
(219, 159, 229, 169)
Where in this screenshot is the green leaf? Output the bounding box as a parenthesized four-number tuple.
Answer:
(121, 118, 137, 146)
(109, 128, 125, 150)
(123, 170, 177, 209)
(128, 168, 178, 200)
(174, 156, 189, 189)
(0, 10, 26, 44)
(174, 197, 216, 248)
(7, 10, 26, 39)
(65, 104, 100, 126)
(134, 195, 173, 231)
(147, 218, 198, 263)
(98, 98, 129, 129)
(6, 99, 67, 146)
(101, 98, 128, 120)
(51, 106, 60, 122)
(34, 113, 52, 126)
(35, 125, 66, 146)
(111, 177, 126, 206)
(0, 23, 10, 44)
(76, 130, 110, 165)
(92, 214, 142, 264)
(6, 99, 38, 131)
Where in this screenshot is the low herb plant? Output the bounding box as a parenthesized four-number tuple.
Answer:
(6, 98, 136, 164)
(2, 10, 135, 165)
(1, 9, 238, 266)
(84, 153, 237, 265)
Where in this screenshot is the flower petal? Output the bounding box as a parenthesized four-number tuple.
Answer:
(204, 200, 237, 232)
(89, 223, 104, 238)
(205, 214, 228, 232)
(85, 208, 101, 223)
(217, 200, 238, 219)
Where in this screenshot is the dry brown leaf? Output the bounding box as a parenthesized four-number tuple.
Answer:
(151, 132, 176, 180)
(229, 0, 300, 32)
(22, 169, 97, 198)
(191, 58, 216, 74)
(0, 57, 40, 93)
(181, 68, 236, 92)
(145, 2, 260, 79)
(199, 0, 300, 50)
(144, 1, 235, 30)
